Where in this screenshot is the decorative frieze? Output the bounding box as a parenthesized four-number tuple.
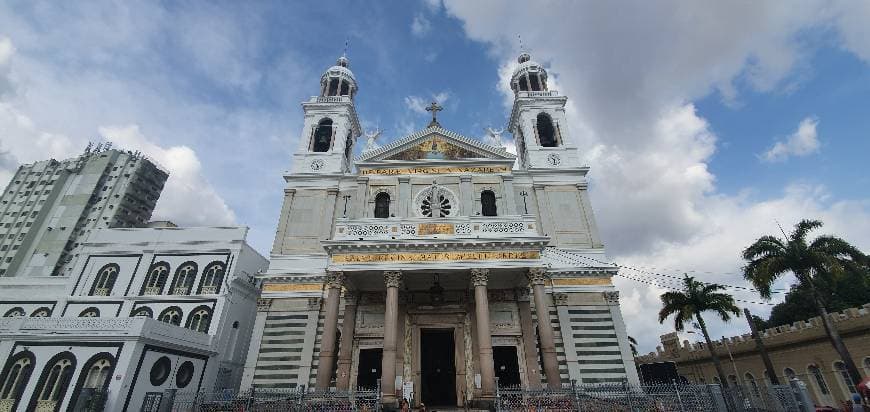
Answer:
(256, 298, 272, 311)
(333, 215, 538, 241)
(333, 250, 540, 264)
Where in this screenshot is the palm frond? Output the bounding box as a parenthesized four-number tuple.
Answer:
(791, 219, 823, 243)
(742, 235, 787, 260)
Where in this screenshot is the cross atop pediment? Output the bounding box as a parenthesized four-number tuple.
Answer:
(425, 101, 443, 128)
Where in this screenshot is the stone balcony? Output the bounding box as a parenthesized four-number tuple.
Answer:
(332, 215, 540, 241)
(0, 317, 213, 352)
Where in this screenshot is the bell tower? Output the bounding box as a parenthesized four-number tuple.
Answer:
(507, 52, 580, 170)
(291, 55, 362, 174)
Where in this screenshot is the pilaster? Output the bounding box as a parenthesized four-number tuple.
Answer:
(501, 175, 517, 215)
(460, 174, 473, 216)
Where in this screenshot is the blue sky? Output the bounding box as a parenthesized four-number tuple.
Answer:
(1, 1, 869, 352)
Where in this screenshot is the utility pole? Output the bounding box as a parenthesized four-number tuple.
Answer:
(744, 308, 780, 384)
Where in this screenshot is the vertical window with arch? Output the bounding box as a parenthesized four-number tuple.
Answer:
(158, 307, 183, 326)
(90, 263, 120, 296)
(131, 307, 153, 318)
(30, 307, 51, 317)
(198, 261, 226, 294)
(536, 113, 559, 147)
(784, 367, 797, 382)
(480, 190, 497, 216)
(0, 351, 35, 411)
(374, 192, 391, 218)
(808, 365, 830, 396)
(327, 78, 340, 96)
(311, 118, 334, 152)
(78, 307, 100, 317)
(186, 305, 213, 333)
(29, 352, 76, 412)
(170, 262, 197, 295)
(69, 353, 114, 408)
(833, 361, 857, 395)
(744, 372, 760, 396)
(140, 262, 170, 295)
(3, 307, 25, 317)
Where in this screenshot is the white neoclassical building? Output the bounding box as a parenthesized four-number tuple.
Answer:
(244, 53, 639, 409)
(0, 226, 267, 411)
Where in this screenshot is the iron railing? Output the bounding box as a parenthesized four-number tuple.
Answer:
(170, 385, 380, 412)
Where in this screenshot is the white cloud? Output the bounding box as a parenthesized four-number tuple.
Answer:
(761, 117, 821, 162)
(98, 125, 236, 227)
(404, 91, 450, 114)
(440, 0, 870, 352)
(411, 13, 431, 37)
(0, 36, 15, 98)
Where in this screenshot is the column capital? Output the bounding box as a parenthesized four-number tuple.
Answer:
(383, 271, 403, 288)
(459, 174, 473, 182)
(470, 268, 490, 287)
(326, 271, 345, 289)
(603, 290, 620, 304)
(327, 187, 340, 195)
(532, 183, 546, 191)
(398, 176, 411, 183)
(284, 188, 297, 195)
(356, 176, 369, 183)
(528, 267, 549, 285)
(500, 174, 514, 181)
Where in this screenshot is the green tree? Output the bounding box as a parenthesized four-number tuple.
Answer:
(658, 275, 740, 387)
(742, 219, 867, 385)
(765, 264, 869, 328)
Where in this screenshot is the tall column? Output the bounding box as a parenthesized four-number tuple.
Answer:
(335, 291, 359, 390)
(471, 268, 496, 398)
(316, 271, 345, 389)
(398, 176, 410, 217)
(381, 271, 402, 405)
(501, 175, 517, 215)
(460, 174, 473, 216)
(529, 268, 561, 388)
(516, 288, 542, 389)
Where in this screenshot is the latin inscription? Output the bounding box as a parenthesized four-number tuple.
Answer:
(360, 166, 511, 176)
(332, 250, 540, 264)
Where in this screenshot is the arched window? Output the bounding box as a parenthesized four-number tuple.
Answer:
(481, 190, 497, 216)
(186, 305, 212, 333)
(158, 307, 183, 326)
(79, 307, 100, 317)
(140, 262, 170, 295)
(727, 374, 738, 388)
(131, 307, 153, 318)
(374, 192, 391, 218)
(808, 365, 829, 395)
(198, 262, 226, 294)
(833, 361, 857, 395)
(340, 82, 350, 96)
(745, 372, 760, 396)
(311, 118, 334, 152)
(536, 113, 558, 147)
(170, 262, 197, 295)
(68, 352, 114, 408)
(30, 307, 51, 317)
(784, 368, 797, 382)
(864, 357, 870, 375)
(3, 307, 25, 317)
(327, 78, 339, 96)
(712, 376, 720, 384)
(0, 351, 35, 411)
(30, 352, 76, 412)
(90, 263, 119, 296)
(529, 73, 542, 91)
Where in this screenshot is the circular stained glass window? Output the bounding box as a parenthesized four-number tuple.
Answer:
(149, 356, 171, 386)
(175, 361, 195, 388)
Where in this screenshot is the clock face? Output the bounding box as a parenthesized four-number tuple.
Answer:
(310, 159, 324, 171)
(547, 153, 561, 166)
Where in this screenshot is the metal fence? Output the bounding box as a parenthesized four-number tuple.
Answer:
(495, 380, 812, 412)
(168, 386, 380, 412)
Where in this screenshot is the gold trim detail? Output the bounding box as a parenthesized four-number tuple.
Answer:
(332, 250, 540, 264)
(417, 223, 455, 235)
(551, 277, 612, 286)
(360, 166, 511, 176)
(262, 283, 324, 292)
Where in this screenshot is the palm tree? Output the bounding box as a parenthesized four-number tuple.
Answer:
(743, 219, 867, 385)
(628, 336, 639, 357)
(658, 275, 740, 388)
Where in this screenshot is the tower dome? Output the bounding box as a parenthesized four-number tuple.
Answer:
(320, 55, 358, 98)
(510, 52, 548, 94)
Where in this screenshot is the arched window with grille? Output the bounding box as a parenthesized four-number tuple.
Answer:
(78, 307, 100, 317)
(311, 118, 334, 152)
(158, 307, 183, 326)
(481, 190, 497, 216)
(140, 262, 170, 295)
(536, 113, 558, 147)
(3, 307, 25, 317)
(29, 352, 76, 412)
(186, 305, 212, 333)
(30, 307, 51, 317)
(0, 351, 35, 411)
(374, 192, 391, 218)
(833, 361, 857, 396)
(745, 372, 760, 396)
(131, 307, 153, 318)
(198, 262, 226, 294)
(808, 364, 830, 396)
(68, 353, 114, 409)
(170, 262, 197, 295)
(90, 263, 119, 296)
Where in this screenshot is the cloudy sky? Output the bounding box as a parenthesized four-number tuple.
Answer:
(1, 1, 869, 353)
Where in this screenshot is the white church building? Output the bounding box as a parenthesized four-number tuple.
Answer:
(0, 226, 267, 411)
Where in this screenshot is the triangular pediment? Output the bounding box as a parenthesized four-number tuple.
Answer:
(357, 126, 515, 162)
